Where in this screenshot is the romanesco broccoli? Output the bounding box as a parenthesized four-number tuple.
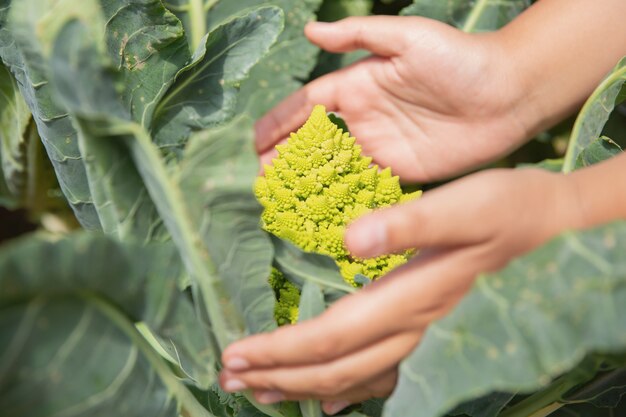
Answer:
(269, 267, 300, 325)
(257, 105, 421, 287)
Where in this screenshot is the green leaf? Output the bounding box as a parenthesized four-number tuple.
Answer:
(317, 0, 372, 22)
(0, 0, 101, 229)
(448, 392, 514, 417)
(563, 367, 626, 409)
(272, 236, 357, 296)
(574, 136, 622, 170)
(563, 57, 626, 172)
(518, 158, 564, 173)
(385, 221, 626, 417)
(151, 6, 284, 148)
(297, 281, 325, 417)
(552, 399, 626, 417)
(50, 19, 167, 243)
(209, 0, 324, 119)
(0, 233, 214, 417)
(401, 0, 530, 32)
(180, 117, 277, 334)
(100, 0, 191, 127)
(298, 281, 326, 321)
(0, 62, 31, 197)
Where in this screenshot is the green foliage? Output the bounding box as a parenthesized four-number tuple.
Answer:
(401, 0, 530, 32)
(0, 233, 214, 417)
(0, 1, 626, 417)
(563, 58, 626, 172)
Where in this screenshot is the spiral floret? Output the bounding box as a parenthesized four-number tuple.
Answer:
(257, 105, 422, 288)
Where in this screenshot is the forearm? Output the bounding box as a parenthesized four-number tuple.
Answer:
(494, 0, 626, 136)
(567, 152, 626, 230)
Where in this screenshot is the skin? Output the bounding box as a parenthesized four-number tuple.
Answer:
(222, 0, 626, 414)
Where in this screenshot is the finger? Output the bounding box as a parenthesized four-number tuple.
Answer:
(221, 331, 419, 397)
(345, 173, 497, 258)
(255, 72, 342, 154)
(222, 270, 423, 372)
(249, 370, 396, 410)
(223, 248, 481, 373)
(321, 371, 397, 414)
(305, 17, 412, 56)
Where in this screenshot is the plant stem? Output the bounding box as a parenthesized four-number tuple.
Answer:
(500, 361, 599, 417)
(462, 0, 488, 32)
(189, 0, 207, 51)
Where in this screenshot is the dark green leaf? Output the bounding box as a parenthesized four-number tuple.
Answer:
(449, 392, 514, 417)
(0, 233, 214, 416)
(385, 221, 626, 417)
(401, 0, 530, 32)
(563, 367, 626, 408)
(574, 136, 622, 170)
(100, 0, 191, 127)
(50, 19, 167, 242)
(563, 57, 626, 172)
(551, 399, 626, 417)
(206, 0, 324, 119)
(151, 7, 284, 148)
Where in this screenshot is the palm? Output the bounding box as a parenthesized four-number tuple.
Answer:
(256, 17, 529, 182)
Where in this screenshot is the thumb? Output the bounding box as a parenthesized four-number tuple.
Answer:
(305, 16, 412, 57)
(345, 187, 489, 258)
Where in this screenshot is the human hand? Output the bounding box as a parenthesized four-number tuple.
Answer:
(255, 16, 535, 182)
(220, 168, 582, 414)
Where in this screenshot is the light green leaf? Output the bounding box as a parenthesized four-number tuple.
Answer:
(385, 221, 626, 417)
(574, 136, 622, 170)
(1, 0, 100, 229)
(0, 233, 214, 417)
(0, 62, 30, 197)
(563, 57, 626, 172)
(180, 117, 277, 334)
(272, 236, 357, 296)
(401, 0, 530, 32)
(298, 281, 326, 322)
(151, 6, 284, 148)
(297, 281, 325, 417)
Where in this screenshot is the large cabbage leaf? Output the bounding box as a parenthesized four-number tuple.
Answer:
(0, 232, 214, 417)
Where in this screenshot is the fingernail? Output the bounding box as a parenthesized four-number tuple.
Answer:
(324, 400, 351, 415)
(225, 357, 250, 371)
(223, 379, 247, 392)
(257, 391, 285, 404)
(347, 220, 386, 257)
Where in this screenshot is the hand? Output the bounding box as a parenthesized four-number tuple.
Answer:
(220, 168, 582, 414)
(255, 16, 535, 182)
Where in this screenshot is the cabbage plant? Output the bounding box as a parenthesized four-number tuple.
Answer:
(0, 1, 625, 417)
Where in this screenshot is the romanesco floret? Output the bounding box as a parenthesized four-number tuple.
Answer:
(269, 267, 300, 325)
(257, 105, 421, 287)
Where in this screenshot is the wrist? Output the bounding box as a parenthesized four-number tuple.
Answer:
(565, 153, 626, 230)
